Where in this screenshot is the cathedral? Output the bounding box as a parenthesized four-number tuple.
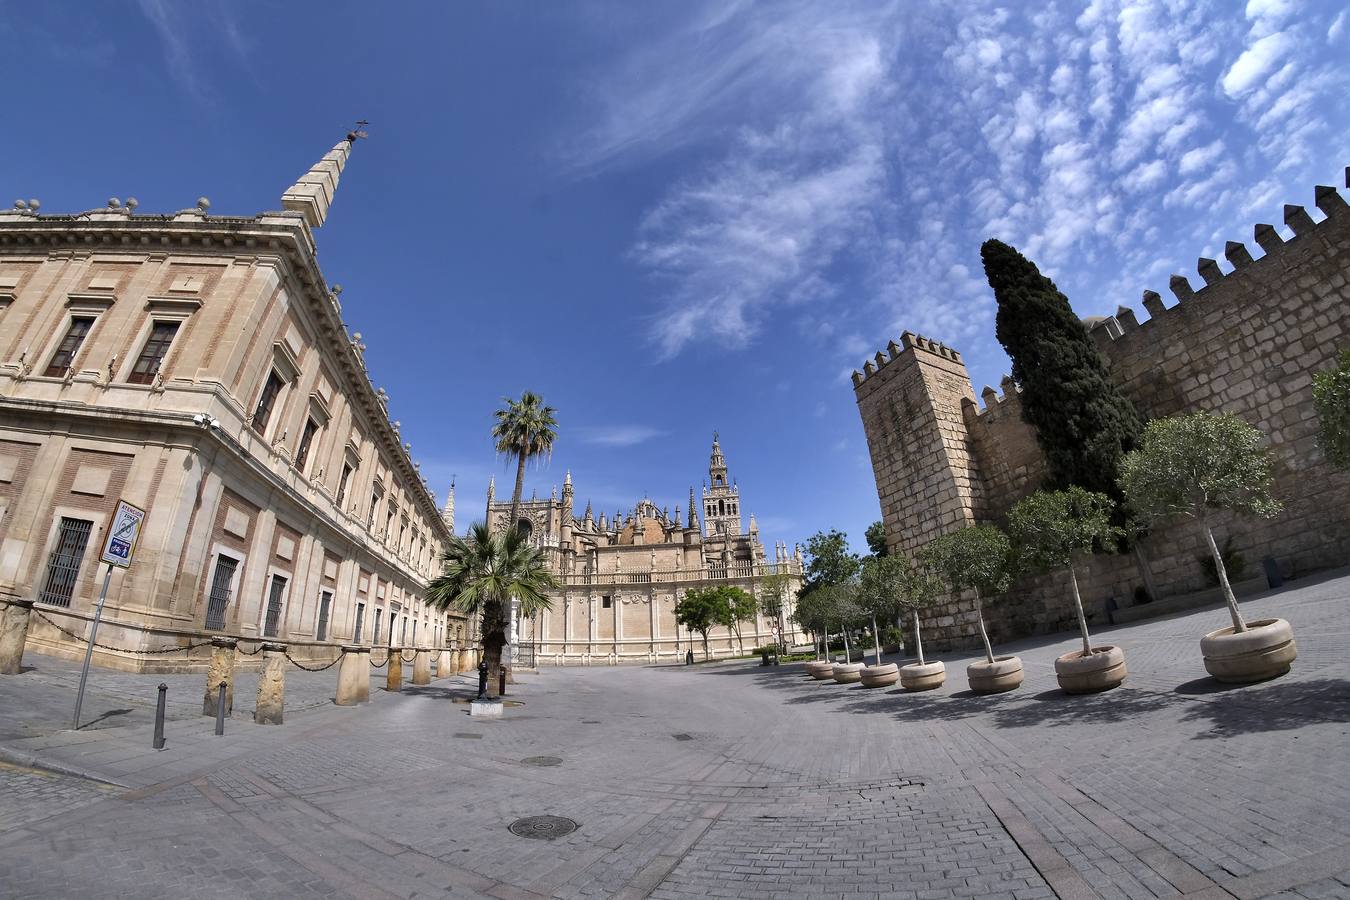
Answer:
(483, 435, 804, 665)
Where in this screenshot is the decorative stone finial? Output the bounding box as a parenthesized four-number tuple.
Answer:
(196, 197, 210, 211)
(126, 197, 138, 211)
(107, 198, 121, 209)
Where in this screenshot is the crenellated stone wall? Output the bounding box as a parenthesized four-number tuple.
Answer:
(854, 169, 1350, 651)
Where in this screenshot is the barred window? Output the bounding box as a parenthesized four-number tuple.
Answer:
(39, 518, 93, 607)
(294, 418, 319, 472)
(263, 574, 288, 637)
(252, 371, 284, 434)
(316, 590, 332, 642)
(354, 602, 366, 643)
(204, 554, 238, 630)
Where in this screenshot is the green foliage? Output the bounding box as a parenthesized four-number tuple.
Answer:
(919, 524, 1013, 598)
(757, 571, 794, 623)
(790, 586, 832, 634)
(982, 240, 1143, 500)
(676, 587, 726, 639)
(426, 522, 558, 648)
(818, 581, 866, 630)
(1007, 487, 1119, 574)
(491, 391, 559, 464)
(880, 625, 905, 648)
(1313, 349, 1350, 470)
(718, 586, 758, 641)
(857, 553, 937, 622)
(802, 529, 860, 592)
(865, 520, 888, 557)
(1118, 413, 1283, 524)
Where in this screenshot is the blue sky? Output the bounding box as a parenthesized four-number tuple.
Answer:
(3, 1, 1347, 554)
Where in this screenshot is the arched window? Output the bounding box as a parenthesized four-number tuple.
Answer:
(516, 518, 533, 539)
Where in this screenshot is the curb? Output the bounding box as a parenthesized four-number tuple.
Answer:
(0, 743, 131, 789)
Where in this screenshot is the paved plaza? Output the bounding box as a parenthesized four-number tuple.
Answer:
(1, 572, 1349, 899)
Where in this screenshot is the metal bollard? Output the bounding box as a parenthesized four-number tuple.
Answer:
(152, 683, 167, 750)
(685, 649, 694, 666)
(214, 682, 226, 736)
(476, 660, 488, 700)
(499, 666, 507, 697)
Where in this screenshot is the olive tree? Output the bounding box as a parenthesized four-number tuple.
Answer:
(919, 525, 1013, 665)
(791, 587, 832, 660)
(757, 570, 794, 650)
(1008, 487, 1118, 657)
(858, 553, 916, 665)
(676, 587, 729, 660)
(1119, 412, 1282, 633)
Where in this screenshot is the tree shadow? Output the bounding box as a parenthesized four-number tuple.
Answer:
(402, 685, 481, 702)
(986, 687, 1177, 730)
(1173, 676, 1350, 739)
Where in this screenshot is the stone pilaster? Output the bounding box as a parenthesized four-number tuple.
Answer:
(0, 598, 34, 675)
(254, 644, 286, 725)
(202, 637, 236, 716)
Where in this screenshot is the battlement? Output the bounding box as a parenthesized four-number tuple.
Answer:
(852, 330, 965, 392)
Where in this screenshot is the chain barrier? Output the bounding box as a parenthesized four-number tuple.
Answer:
(369, 651, 389, 668)
(283, 650, 343, 673)
(401, 650, 418, 663)
(236, 642, 266, 656)
(33, 610, 215, 655)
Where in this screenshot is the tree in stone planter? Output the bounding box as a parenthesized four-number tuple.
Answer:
(757, 570, 794, 651)
(821, 580, 867, 682)
(1118, 412, 1295, 683)
(919, 525, 1023, 693)
(858, 553, 937, 689)
(898, 557, 948, 691)
(791, 586, 831, 661)
(1313, 349, 1350, 470)
(1008, 487, 1127, 693)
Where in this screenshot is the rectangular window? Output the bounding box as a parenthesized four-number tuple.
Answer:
(39, 517, 93, 607)
(368, 490, 381, 528)
(336, 463, 353, 505)
(354, 602, 366, 643)
(44, 317, 94, 378)
(294, 418, 319, 472)
(252, 371, 284, 434)
(204, 554, 239, 630)
(412, 620, 417, 645)
(372, 608, 382, 645)
(385, 508, 395, 541)
(316, 590, 332, 641)
(263, 574, 288, 637)
(602, 595, 612, 609)
(401, 616, 408, 645)
(127, 321, 180, 385)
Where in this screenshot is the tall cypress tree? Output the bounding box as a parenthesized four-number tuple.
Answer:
(980, 239, 1143, 500)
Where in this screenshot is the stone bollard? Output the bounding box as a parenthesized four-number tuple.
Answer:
(202, 637, 237, 717)
(335, 646, 369, 706)
(0, 597, 35, 675)
(437, 649, 452, 678)
(387, 647, 403, 691)
(254, 643, 286, 725)
(412, 648, 431, 685)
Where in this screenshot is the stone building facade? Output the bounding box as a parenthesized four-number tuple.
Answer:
(484, 436, 804, 664)
(0, 133, 471, 672)
(854, 171, 1350, 651)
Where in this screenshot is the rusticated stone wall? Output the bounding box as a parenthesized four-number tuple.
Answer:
(855, 171, 1350, 651)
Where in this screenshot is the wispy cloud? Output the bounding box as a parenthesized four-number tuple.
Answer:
(575, 425, 667, 447)
(136, 0, 251, 101)
(570, 0, 1348, 381)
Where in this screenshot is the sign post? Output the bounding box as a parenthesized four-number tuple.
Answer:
(72, 499, 145, 731)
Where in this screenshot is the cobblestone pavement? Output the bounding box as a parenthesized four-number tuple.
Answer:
(0, 572, 1348, 899)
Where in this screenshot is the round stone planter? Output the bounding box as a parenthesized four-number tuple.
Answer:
(804, 660, 835, 680)
(1054, 645, 1127, 694)
(832, 662, 864, 684)
(1201, 617, 1297, 684)
(967, 655, 1024, 694)
(859, 663, 899, 688)
(899, 660, 946, 692)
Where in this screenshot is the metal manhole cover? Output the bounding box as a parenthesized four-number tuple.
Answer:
(509, 815, 579, 840)
(521, 756, 563, 767)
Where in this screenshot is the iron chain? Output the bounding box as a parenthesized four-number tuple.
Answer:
(33, 610, 215, 655)
(282, 650, 342, 672)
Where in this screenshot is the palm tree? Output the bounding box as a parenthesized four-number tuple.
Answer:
(492, 392, 559, 530)
(426, 522, 556, 698)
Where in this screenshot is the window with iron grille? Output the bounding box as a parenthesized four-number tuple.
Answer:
(44, 317, 94, 378)
(401, 615, 408, 645)
(372, 608, 382, 644)
(412, 620, 417, 645)
(336, 463, 353, 506)
(127, 321, 180, 385)
(354, 602, 366, 643)
(316, 590, 332, 641)
(39, 517, 93, 607)
(251, 370, 283, 434)
(263, 574, 288, 637)
(204, 554, 239, 630)
(294, 418, 319, 472)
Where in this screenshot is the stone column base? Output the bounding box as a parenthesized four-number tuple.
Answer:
(0, 598, 35, 676)
(335, 646, 368, 705)
(254, 644, 286, 725)
(202, 638, 237, 716)
(387, 648, 403, 691)
(412, 649, 430, 685)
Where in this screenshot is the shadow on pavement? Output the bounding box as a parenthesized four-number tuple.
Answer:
(1173, 676, 1350, 739)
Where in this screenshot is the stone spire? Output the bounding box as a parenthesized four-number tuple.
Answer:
(441, 478, 455, 535)
(709, 431, 728, 487)
(487, 475, 495, 503)
(282, 127, 365, 229)
(687, 487, 698, 529)
(749, 513, 758, 534)
(583, 499, 593, 523)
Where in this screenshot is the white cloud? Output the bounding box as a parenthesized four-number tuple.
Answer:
(1221, 31, 1295, 97)
(1178, 139, 1224, 176)
(574, 425, 667, 447)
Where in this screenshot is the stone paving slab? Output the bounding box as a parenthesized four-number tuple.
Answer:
(0, 570, 1346, 898)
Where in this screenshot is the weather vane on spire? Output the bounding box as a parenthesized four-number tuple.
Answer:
(348, 120, 370, 141)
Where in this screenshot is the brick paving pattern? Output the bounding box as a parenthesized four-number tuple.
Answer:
(0, 572, 1348, 898)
